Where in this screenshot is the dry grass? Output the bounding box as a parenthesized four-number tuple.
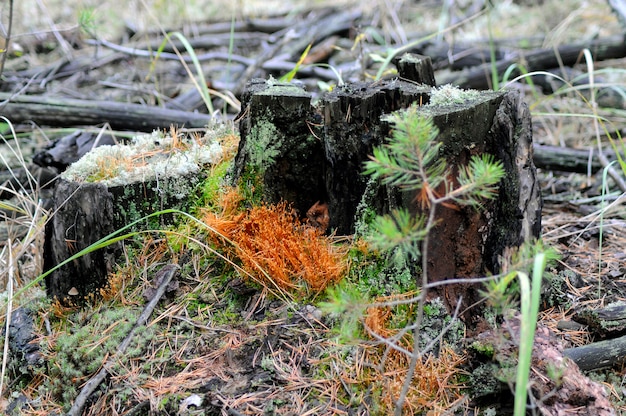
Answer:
(360, 295, 468, 414)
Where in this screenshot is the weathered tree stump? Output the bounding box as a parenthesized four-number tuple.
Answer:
(44, 134, 223, 302)
(233, 57, 541, 317)
(322, 79, 432, 234)
(232, 79, 326, 217)
(416, 87, 541, 312)
(44, 180, 120, 301)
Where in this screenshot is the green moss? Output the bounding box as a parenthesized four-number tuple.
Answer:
(40, 306, 156, 410)
(238, 164, 265, 206)
(193, 160, 232, 210)
(470, 340, 495, 358)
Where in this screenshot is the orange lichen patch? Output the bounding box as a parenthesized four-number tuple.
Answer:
(201, 190, 347, 295)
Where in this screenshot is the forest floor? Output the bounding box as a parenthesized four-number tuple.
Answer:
(1, 0, 626, 414)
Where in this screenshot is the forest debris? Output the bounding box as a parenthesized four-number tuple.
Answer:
(67, 263, 180, 416)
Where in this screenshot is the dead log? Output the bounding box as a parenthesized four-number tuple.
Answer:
(533, 143, 620, 173)
(564, 334, 626, 371)
(0, 92, 213, 132)
(573, 301, 626, 338)
(439, 35, 626, 92)
(233, 58, 541, 318)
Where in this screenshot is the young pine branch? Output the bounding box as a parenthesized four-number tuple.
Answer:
(362, 104, 505, 415)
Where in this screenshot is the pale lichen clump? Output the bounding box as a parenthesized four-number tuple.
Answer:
(63, 129, 224, 186)
(428, 84, 482, 106)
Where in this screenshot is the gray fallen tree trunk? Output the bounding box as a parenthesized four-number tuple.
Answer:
(564, 334, 626, 371)
(0, 92, 213, 131)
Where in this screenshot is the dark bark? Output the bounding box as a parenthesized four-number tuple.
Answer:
(233, 72, 541, 318)
(44, 180, 121, 302)
(394, 53, 437, 86)
(232, 79, 327, 217)
(564, 334, 626, 371)
(321, 80, 432, 235)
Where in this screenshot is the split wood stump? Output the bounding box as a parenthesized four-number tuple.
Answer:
(233, 56, 541, 317)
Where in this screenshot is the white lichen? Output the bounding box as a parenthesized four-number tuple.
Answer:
(63, 128, 225, 187)
(427, 84, 481, 107)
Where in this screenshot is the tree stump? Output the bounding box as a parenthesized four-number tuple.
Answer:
(232, 79, 326, 217)
(44, 133, 224, 302)
(416, 87, 541, 312)
(44, 180, 120, 301)
(233, 59, 541, 317)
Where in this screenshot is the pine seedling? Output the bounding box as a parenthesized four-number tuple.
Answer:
(363, 104, 505, 415)
(364, 105, 505, 260)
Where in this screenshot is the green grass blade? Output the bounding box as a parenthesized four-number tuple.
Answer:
(280, 43, 312, 82)
(514, 252, 546, 416)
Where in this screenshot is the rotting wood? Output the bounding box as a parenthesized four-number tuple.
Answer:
(233, 62, 541, 319)
(394, 53, 436, 86)
(43, 175, 195, 302)
(44, 180, 121, 302)
(560, 302, 626, 372)
(42, 129, 220, 301)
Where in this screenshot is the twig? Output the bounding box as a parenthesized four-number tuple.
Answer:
(0, 0, 13, 81)
(0, 240, 14, 400)
(84, 38, 254, 66)
(67, 263, 180, 416)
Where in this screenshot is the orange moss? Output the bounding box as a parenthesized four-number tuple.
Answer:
(201, 189, 346, 295)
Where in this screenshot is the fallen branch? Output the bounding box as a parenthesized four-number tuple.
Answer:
(0, 93, 213, 131)
(439, 35, 626, 90)
(532, 143, 621, 173)
(564, 334, 626, 371)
